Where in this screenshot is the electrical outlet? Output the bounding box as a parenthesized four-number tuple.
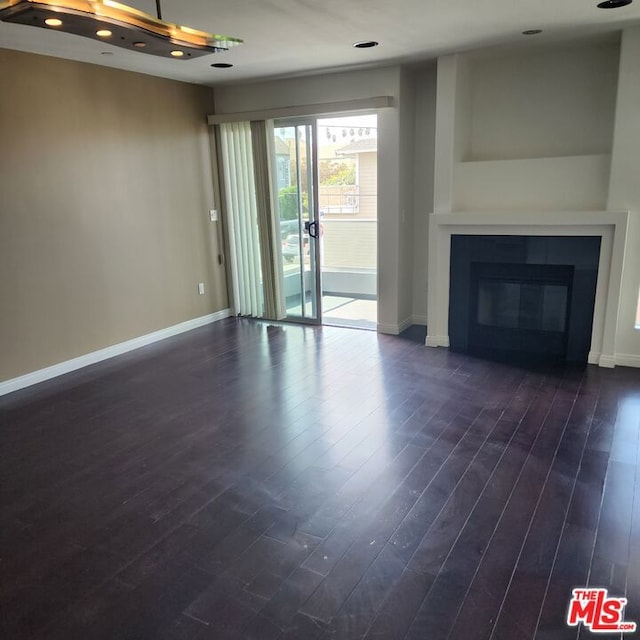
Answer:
(198, 283, 205, 295)
(209, 209, 218, 222)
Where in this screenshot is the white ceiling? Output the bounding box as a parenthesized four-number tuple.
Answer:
(1, 0, 639, 86)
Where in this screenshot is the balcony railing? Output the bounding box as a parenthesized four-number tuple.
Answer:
(319, 185, 359, 213)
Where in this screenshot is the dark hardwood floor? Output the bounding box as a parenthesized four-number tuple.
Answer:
(1, 318, 639, 639)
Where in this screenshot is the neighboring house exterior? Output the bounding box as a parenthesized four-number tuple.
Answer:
(321, 137, 378, 274)
(274, 136, 291, 191)
(320, 137, 377, 220)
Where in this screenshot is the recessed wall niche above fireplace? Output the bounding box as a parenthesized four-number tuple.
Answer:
(449, 235, 601, 363)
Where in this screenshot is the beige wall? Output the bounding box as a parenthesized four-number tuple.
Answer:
(0, 49, 226, 381)
(449, 40, 619, 213)
(397, 66, 417, 330)
(607, 28, 640, 362)
(412, 63, 437, 324)
(466, 42, 619, 161)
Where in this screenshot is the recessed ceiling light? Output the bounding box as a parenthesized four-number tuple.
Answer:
(522, 29, 543, 35)
(353, 40, 379, 49)
(96, 29, 112, 37)
(170, 50, 184, 57)
(211, 62, 233, 68)
(133, 41, 146, 48)
(597, 0, 632, 7)
(44, 17, 62, 26)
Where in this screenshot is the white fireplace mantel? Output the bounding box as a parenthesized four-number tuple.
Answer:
(425, 210, 630, 367)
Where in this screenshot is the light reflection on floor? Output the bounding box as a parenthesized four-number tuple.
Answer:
(322, 296, 377, 330)
(286, 295, 377, 330)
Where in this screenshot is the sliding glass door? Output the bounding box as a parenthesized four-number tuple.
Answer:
(273, 120, 322, 323)
(271, 113, 378, 328)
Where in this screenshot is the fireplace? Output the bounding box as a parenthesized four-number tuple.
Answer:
(426, 211, 629, 368)
(470, 262, 573, 359)
(449, 235, 600, 363)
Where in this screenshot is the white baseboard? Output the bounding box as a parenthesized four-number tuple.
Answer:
(587, 351, 640, 368)
(418, 344, 638, 368)
(598, 354, 616, 368)
(397, 317, 413, 334)
(0, 309, 231, 397)
(615, 353, 640, 368)
(377, 317, 413, 336)
(377, 323, 399, 335)
(425, 335, 450, 348)
(412, 314, 428, 325)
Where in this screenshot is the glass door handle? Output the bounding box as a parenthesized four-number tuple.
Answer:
(305, 221, 319, 238)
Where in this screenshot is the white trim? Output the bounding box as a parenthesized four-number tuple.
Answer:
(377, 317, 413, 335)
(599, 355, 617, 368)
(412, 314, 428, 325)
(207, 96, 393, 125)
(615, 353, 640, 368)
(0, 309, 231, 397)
(588, 351, 601, 365)
(397, 317, 414, 334)
(425, 335, 450, 348)
(377, 323, 398, 335)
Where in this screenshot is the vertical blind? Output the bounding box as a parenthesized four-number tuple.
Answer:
(220, 121, 264, 317)
(251, 120, 285, 320)
(219, 120, 285, 320)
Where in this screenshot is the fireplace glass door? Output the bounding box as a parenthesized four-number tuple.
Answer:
(469, 263, 574, 359)
(476, 281, 569, 332)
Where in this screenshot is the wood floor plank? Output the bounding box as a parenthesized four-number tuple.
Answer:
(1, 318, 638, 640)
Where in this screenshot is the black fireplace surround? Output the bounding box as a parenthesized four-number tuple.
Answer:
(449, 235, 601, 363)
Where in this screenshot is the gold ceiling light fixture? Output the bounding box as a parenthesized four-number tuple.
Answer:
(0, 0, 243, 59)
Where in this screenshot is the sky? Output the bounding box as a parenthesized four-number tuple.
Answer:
(318, 114, 377, 129)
